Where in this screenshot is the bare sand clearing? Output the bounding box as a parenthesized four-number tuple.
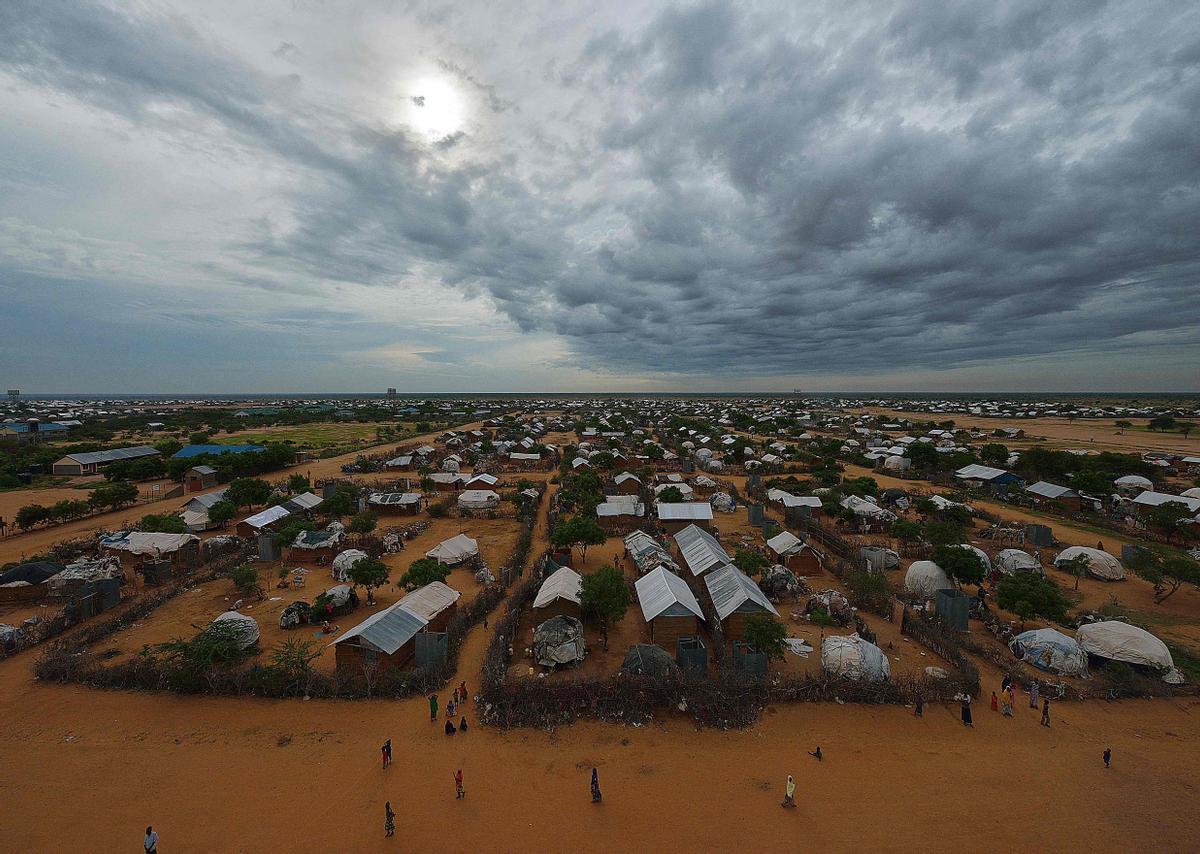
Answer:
(854, 407, 1200, 455)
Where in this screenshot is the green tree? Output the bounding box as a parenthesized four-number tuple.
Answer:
(226, 564, 262, 599)
(1143, 501, 1195, 544)
(979, 443, 1009, 467)
(15, 504, 49, 530)
(265, 637, 321, 693)
(891, 519, 922, 542)
(88, 481, 139, 512)
(913, 496, 937, 517)
(226, 477, 273, 509)
(273, 516, 315, 548)
(732, 548, 770, 576)
(924, 520, 967, 547)
(931, 544, 986, 587)
(207, 499, 237, 528)
(154, 438, 184, 457)
(348, 556, 390, 603)
(49, 499, 91, 522)
(1148, 416, 1176, 433)
(906, 442, 939, 470)
(189, 431, 211, 445)
(347, 510, 379, 536)
(1114, 420, 1132, 430)
(579, 565, 631, 651)
(743, 614, 787, 660)
(996, 573, 1069, 622)
(1060, 552, 1091, 591)
(287, 473, 311, 493)
(398, 557, 450, 590)
(1127, 549, 1200, 603)
(656, 486, 685, 503)
(139, 513, 188, 533)
(321, 484, 358, 517)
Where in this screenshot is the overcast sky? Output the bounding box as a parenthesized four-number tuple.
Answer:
(1, 0, 1198, 393)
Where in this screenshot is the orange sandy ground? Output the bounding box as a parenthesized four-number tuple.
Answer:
(3, 430, 1200, 850)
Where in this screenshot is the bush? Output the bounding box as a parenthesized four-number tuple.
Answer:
(996, 573, 1069, 622)
(139, 513, 188, 534)
(931, 545, 986, 587)
(226, 564, 261, 598)
(427, 497, 453, 518)
(732, 549, 770, 576)
(744, 614, 787, 660)
(399, 557, 450, 590)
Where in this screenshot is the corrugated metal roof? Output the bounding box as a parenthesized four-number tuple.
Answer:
(597, 501, 644, 517)
(656, 502, 713, 521)
(673, 524, 730, 576)
(398, 581, 461, 620)
(635, 566, 704, 622)
(62, 445, 159, 465)
(704, 564, 779, 621)
(241, 504, 291, 529)
(369, 492, 422, 506)
(288, 492, 323, 510)
(332, 603, 428, 655)
(533, 567, 583, 608)
(766, 530, 803, 556)
(1026, 481, 1078, 499)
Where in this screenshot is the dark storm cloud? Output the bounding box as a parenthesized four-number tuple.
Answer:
(1, 0, 1198, 385)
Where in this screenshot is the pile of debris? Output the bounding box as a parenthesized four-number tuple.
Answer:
(805, 589, 853, 625)
(760, 565, 809, 602)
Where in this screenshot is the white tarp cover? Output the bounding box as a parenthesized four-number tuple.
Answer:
(332, 549, 368, 582)
(533, 566, 583, 609)
(532, 615, 587, 667)
(996, 549, 1043, 575)
(821, 634, 890, 681)
(1076, 621, 1173, 670)
(839, 495, 897, 521)
(904, 561, 951, 598)
(1054, 547, 1125, 581)
(324, 585, 353, 608)
(1012, 628, 1088, 676)
(103, 532, 199, 555)
(426, 534, 479, 565)
(860, 546, 899, 572)
(210, 610, 260, 649)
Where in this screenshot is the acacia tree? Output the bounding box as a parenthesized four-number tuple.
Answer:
(348, 556, 390, 604)
(1060, 552, 1091, 590)
(207, 499, 237, 529)
(1128, 549, 1200, 603)
(744, 614, 787, 660)
(1143, 501, 1195, 544)
(580, 565, 631, 651)
(399, 557, 449, 590)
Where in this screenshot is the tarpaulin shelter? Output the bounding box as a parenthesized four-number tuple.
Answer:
(1011, 628, 1088, 676)
(1054, 547, 1125, 581)
(532, 615, 586, 667)
(821, 634, 890, 681)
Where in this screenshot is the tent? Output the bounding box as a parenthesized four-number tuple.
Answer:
(904, 560, 951, 598)
(995, 549, 1042, 575)
(860, 546, 899, 572)
(532, 615, 587, 667)
(1054, 547, 1125, 581)
(805, 589, 852, 625)
(210, 611, 260, 649)
(1011, 628, 1088, 676)
(279, 601, 311, 629)
(1076, 621, 1173, 671)
(620, 644, 677, 677)
(0, 561, 64, 587)
(426, 534, 479, 566)
(323, 585, 354, 608)
(760, 565, 804, 601)
(821, 634, 890, 681)
(332, 549, 368, 582)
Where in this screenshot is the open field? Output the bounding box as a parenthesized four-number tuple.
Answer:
(852, 408, 1200, 455)
(213, 421, 409, 449)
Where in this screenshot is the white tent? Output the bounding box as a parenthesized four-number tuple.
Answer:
(1012, 628, 1088, 676)
(995, 549, 1043, 575)
(532, 566, 583, 609)
(1076, 621, 1174, 671)
(1054, 547, 1125, 581)
(332, 549, 368, 582)
(821, 634, 890, 681)
(904, 560, 951, 598)
(426, 534, 479, 565)
(210, 610, 260, 649)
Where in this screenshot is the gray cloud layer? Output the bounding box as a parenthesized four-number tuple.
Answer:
(1, 0, 1198, 389)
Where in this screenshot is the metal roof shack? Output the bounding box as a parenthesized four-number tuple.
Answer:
(1026, 481, 1078, 500)
(368, 492, 423, 507)
(332, 603, 428, 655)
(656, 502, 714, 522)
(397, 581, 461, 621)
(766, 530, 804, 557)
(56, 445, 159, 466)
(704, 564, 779, 621)
(673, 523, 730, 576)
(635, 566, 705, 622)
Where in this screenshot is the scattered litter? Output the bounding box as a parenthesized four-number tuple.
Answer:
(269, 597, 283, 602)
(783, 638, 814, 658)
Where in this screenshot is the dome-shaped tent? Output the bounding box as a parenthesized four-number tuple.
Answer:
(1011, 628, 1087, 676)
(1054, 547, 1125, 581)
(996, 549, 1042, 575)
(332, 549, 368, 582)
(904, 561, 950, 598)
(210, 610, 260, 649)
(1113, 474, 1151, 493)
(821, 634, 890, 681)
(532, 615, 586, 668)
(1076, 621, 1173, 671)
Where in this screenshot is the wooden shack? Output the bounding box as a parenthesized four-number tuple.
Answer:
(635, 566, 705, 649)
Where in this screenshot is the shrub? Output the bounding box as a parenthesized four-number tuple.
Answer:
(399, 557, 450, 590)
(996, 573, 1069, 622)
(744, 614, 787, 660)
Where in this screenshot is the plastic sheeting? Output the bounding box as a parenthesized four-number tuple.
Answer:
(210, 610, 260, 649)
(996, 549, 1043, 575)
(279, 601, 311, 629)
(860, 546, 899, 572)
(1054, 547, 1126, 581)
(1011, 628, 1088, 676)
(532, 615, 587, 668)
(332, 549, 368, 582)
(904, 561, 950, 598)
(821, 634, 890, 681)
(1076, 621, 1173, 670)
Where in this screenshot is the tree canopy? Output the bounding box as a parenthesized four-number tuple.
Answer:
(398, 557, 450, 590)
(579, 565, 631, 651)
(931, 544, 986, 587)
(744, 614, 787, 660)
(996, 573, 1069, 622)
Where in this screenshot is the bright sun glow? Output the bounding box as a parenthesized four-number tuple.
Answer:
(404, 76, 466, 140)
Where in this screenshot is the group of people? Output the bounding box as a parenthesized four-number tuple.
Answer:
(435, 682, 470, 734)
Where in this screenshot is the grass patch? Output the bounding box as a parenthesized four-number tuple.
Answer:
(1166, 643, 1200, 682)
(213, 422, 406, 450)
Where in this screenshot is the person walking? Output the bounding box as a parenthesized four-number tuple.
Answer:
(808, 746, 822, 762)
(990, 691, 999, 712)
(1104, 748, 1111, 768)
(591, 767, 602, 804)
(455, 768, 465, 799)
(459, 681, 468, 704)
(914, 695, 924, 717)
(1041, 698, 1051, 727)
(459, 716, 468, 733)
(1002, 687, 1014, 717)
(429, 693, 438, 722)
(447, 698, 456, 719)
(961, 697, 973, 727)
(1029, 678, 1040, 709)
(382, 739, 392, 769)
(781, 775, 796, 808)
(384, 802, 396, 838)
(144, 826, 159, 854)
